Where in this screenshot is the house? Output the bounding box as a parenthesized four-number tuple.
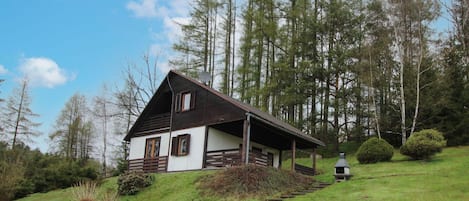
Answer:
(124, 70, 325, 175)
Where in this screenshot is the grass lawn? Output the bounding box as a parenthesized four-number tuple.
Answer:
(18, 146, 469, 201)
(290, 146, 469, 201)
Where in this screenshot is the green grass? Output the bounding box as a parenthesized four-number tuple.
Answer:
(18, 146, 469, 201)
(290, 146, 469, 201)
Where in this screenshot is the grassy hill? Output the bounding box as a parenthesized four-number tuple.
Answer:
(18, 146, 469, 201)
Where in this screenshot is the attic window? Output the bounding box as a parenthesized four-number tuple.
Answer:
(175, 91, 196, 112)
(171, 134, 191, 156)
(181, 92, 191, 111)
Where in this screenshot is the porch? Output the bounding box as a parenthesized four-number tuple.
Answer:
(204, 148, 273, 168)
(128, 156, 168, 173)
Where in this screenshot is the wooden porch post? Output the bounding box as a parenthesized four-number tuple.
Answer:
(278, 150, 282, 168)
(312, 147, 317, 175)
(242, 116, 251, 165)
(291, 139, 296, 172)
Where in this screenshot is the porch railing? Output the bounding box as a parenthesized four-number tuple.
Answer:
(128, 156, 168, 173)
(205, 149, 274, 168)
(134, 113, 170, 133)
(294, 163, 315, 176)
(205, 149, 241, 168)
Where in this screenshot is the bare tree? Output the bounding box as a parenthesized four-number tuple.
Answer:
(1, 79, 40, 149)
(50, 93, 93, 160)
(93, 84, 115, 177)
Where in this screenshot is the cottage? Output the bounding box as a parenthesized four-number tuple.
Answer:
(124, 70, 325, 174)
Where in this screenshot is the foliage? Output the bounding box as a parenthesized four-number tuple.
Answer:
(112, 158, 128, 177)
(198, 165, 313, 199)
(400, 129, 446, 160)
(1, 79, 40, 149)
(0, 145, 25, 201)
(356, 137, 394, 164)
(71, 181, 97, 201)
(117, 171, 153, 195)
(70, 180, 119, 201)
(0, 142, 100, 200)
(16, 146, 469, 201)
(49, 93, 94, 160)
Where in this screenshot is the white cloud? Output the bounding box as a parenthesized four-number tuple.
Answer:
(126, 0, 158, 18)
(0, 64, 7, 74)
(19, 57, 70, 88)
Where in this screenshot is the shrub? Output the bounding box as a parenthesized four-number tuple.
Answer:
(198, 165, 313, 199)
(71, 181, 97, 201)
(400, 129, 446, 160)
(356, 137, 394, 164)
(117, 171, 153, 195)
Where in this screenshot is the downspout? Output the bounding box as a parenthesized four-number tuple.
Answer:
(166, 76, 175, 158)
(245, 113, 252, 165)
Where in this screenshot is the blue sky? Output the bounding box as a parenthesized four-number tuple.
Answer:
(0, 0, 452, 153)
(0, 0, 190, 152)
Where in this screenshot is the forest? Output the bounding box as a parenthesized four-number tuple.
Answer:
(0, 0, 468, 200)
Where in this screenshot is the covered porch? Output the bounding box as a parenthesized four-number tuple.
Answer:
(204, 112, 324, 175)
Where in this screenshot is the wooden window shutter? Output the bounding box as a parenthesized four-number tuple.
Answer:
(171, 136, 178, 156)
(174, 93, 181, 112)
(190, 91, 196, 110)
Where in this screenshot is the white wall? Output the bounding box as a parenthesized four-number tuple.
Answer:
(128, 132, 170, 160)
(207, 127, 281, 168)
(167, 126, 206, 171)
(129, 126, 282, 171)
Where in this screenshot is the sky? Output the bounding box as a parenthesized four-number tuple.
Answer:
(0, 0, 453, 153)
(0, 0, 191, 152)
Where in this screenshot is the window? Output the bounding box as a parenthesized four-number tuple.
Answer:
(181, 92, 191, 111)
(175, 91, 196, 112)
(145, 137, 161, 158)
(171, 134, 191, 156)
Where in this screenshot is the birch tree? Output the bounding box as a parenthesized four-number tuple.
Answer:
(93, 84, 114, 177)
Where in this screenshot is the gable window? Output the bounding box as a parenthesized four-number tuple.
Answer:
(175, 91, 196, 112)
(181, 92, 191, 111)
(171, 134, 191, 156)
(145, 137, 161, 158)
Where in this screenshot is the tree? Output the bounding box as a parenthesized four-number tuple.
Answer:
(50, 93, 94, 160)
(93, 84, 115, 177)
(388, 0, 439, 145)
(0, 79, 4, 133)
(1, 79, 40, 149)
(171, 0, 221, 85)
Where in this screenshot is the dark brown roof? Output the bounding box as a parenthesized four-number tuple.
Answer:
(169, 70, 325, 147)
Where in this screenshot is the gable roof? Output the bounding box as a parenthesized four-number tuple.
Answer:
(124, 70, 325, 147)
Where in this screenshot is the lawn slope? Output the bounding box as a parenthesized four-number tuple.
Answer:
(290, 146, 469, 201)
(18, 146, 469, 201)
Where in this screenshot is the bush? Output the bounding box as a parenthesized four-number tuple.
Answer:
(198, 165, 313, 199)
(117, 171, 153, 195)
(356, 137, 394, 164)
(400, 129, 446, 160)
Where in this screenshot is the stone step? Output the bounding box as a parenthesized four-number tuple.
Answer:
(280, 195, 295, 199)
(291, 192, 306, 196)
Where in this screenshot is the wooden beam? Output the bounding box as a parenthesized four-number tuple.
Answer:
(202, 126, 209, 168)
(242, 119, 248, 164)
(278, 150, 282, 169)
(312, 147, 317, 175)
(291, 139, 296, 172)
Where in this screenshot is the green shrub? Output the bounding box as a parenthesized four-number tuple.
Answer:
(117, 171, 153, 195)
(400, 129, 446, 160)
(356, 137, 394, 164)
(198, 165, 313, 199)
